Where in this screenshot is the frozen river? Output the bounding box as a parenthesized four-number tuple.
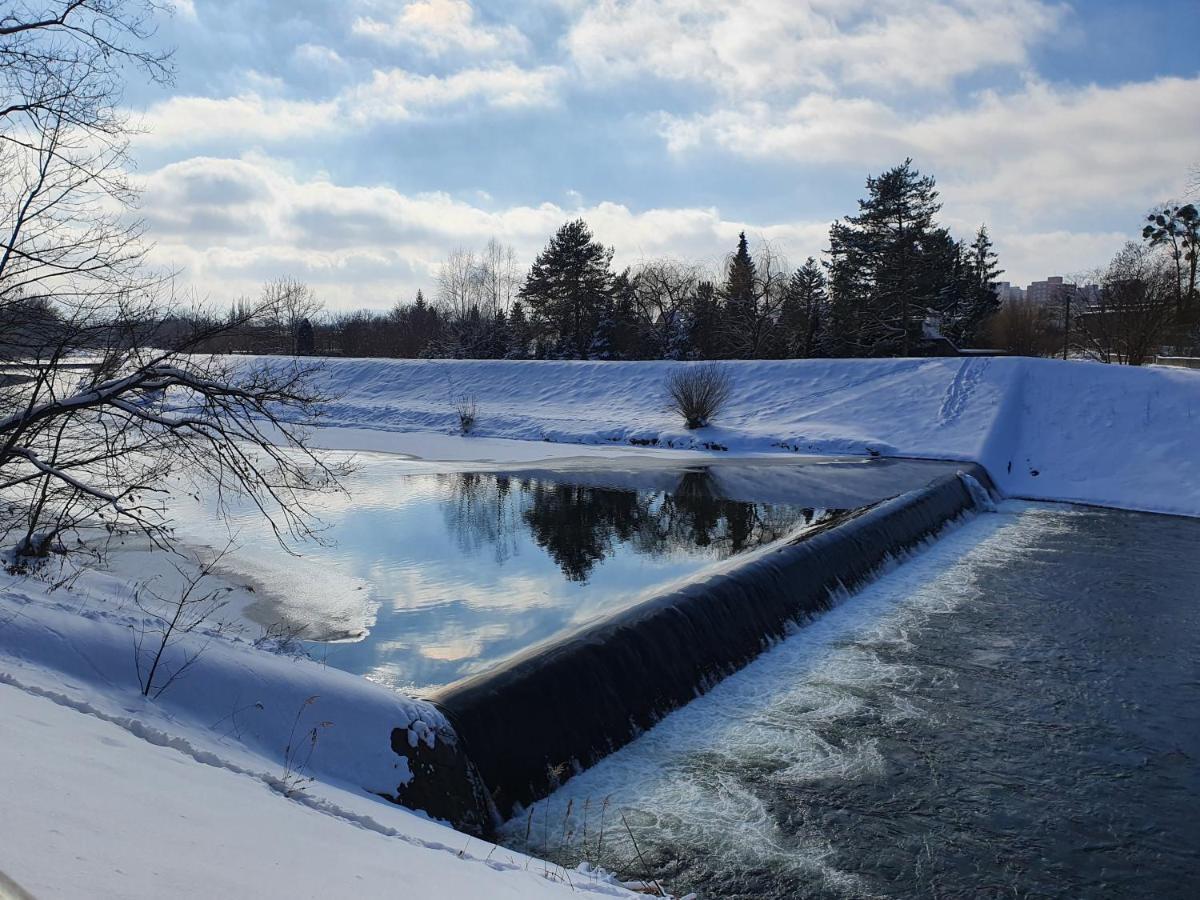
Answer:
(499, 501, 1200, 899)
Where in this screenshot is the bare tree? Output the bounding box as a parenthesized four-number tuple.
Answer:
(437, 248, 484, 321)
(630, 259, 704, 357)
(261, 277, 323, 355)
(666, 364, 733, 430)
(133, 543, 233, 698)
(1, 3, 346, 560)
(478, 237, 518, 319)
(1077, 243, 1177, 366)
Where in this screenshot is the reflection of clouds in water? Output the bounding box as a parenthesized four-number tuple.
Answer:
(170, 463, 877, 692)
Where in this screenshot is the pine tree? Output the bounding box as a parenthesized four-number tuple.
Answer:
(588, 296, 617, 360)
(608, 268, 641, 359)
(505, 300, 531, 359)
(518, 219, 614, 359)
(295, 318, 315, 356)
(827, 159, 942, 356)
(685, 280, 720, 359)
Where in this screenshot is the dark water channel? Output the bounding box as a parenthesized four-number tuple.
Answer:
(501, 503, 1200, 898)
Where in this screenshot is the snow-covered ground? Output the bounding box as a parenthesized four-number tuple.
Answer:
(2, 354, 1196, 898)
(0, 567, 639, 898)
(271, 355, 1200, 518)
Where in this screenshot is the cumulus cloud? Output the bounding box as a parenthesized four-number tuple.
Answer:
(137, 156, 830, 308)
(125, 0, 1187, 296)
(662, 77, 1200, 219)
(567, 0, 1064, 94)
(345, 63, 565, 120)
(352, 0, 530, 57)
(137, 94, 339, 147)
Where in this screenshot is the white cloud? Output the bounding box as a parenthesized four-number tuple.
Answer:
(172, 0, 197, 21)
(137, 94, 339, 147)
(662, 77, 1200, 221)
(567, 0, 1064, 94)
(136, 62, 562, 147)
(352, 0, 529, 57)
(292, 43, 348, 72)
(346, 64, 564, 121)
(137, 156, 830, 308)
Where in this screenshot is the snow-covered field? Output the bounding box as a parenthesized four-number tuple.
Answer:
(2, 355, 1196, 898)
(266, 355, 1200, 518)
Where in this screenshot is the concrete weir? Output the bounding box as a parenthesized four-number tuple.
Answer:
(429, 464, 995, 827)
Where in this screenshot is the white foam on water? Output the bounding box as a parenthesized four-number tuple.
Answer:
(499, 500, 1076, 892)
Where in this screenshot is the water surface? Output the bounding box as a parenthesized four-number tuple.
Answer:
(500, 502, 1200, 898)
(179, 456, 960, 692)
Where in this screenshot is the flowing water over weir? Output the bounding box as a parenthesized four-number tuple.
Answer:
(498, 503, 1200, 898)
(431, 464, 993, 821)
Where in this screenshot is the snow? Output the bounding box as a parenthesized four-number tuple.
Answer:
(0, 571, 634, 898)
(0, 682, 630, 899)
(2, 353, 1195, 898)
(248, 355, 1200, 518)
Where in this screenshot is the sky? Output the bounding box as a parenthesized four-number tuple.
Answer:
(127, 0, 1200, 311)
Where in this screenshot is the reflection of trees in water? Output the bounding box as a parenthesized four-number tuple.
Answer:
(442, 470, 831, 583)
(439, 473, 525, 564)
(522, 481, 651, 582)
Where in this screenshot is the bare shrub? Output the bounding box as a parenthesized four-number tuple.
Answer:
(132, 548, 234, 699)
(280, 695, 332, 797)
(666, 364, 732, 429)
(455, 393, 478, 434)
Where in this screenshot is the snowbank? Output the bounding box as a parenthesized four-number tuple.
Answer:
(0, 680, 630, 899)
(0, 572, 634, 897)
(257, 355, 1200, 518)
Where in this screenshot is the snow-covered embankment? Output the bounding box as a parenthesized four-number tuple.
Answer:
(283, 355, 1200, 518)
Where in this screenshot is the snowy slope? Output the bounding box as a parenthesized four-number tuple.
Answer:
(0, 576, 636, 899)
(256, 355, 1200, 518)
(0, 682, 629, 900)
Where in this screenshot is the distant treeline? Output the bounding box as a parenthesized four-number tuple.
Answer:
(198, 160, 1199, 363)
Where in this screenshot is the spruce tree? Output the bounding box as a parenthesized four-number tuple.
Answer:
(505, 300, 531, 359)
(961, 225, 1003, 345)
(518, 219, 614, 359)
(719, 232, 757, 357)
(688, 280, 720, 359)
(779, 258, 828, 357)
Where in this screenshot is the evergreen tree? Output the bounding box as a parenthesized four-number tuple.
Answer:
(719, 232, 757, 357)
(608, 268, 641, 359)
(491, 308, 510, 359)
(687, 280, 720, 359)
(588, 296, 617, 360)
(295, 317, 315, 356)
(827, 159, 942, 356)
(961, 225, 1003, 345)
(505, 300, 531, 359)
(518, 219, 614, 359)
(778, 258, 827, 357)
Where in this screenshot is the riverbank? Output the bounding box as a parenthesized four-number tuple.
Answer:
(254, 355, 1200, 518)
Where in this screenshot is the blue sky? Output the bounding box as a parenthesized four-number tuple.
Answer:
(131, 0, 1200, 309)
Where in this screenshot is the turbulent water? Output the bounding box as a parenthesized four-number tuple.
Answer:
(499, 502, 1200, 899)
